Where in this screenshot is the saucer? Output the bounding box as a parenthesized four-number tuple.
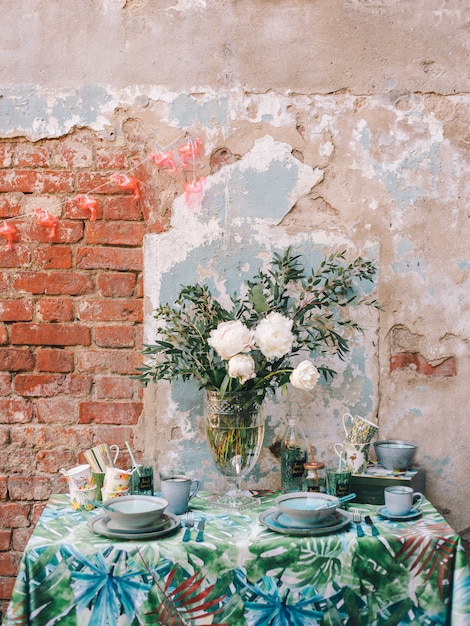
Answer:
(88, 512, 180, 540)
(259, 507, 351, 536)
(377, 506, 422, 521)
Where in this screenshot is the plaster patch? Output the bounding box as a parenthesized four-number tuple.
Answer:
(169, 94, 228, 129)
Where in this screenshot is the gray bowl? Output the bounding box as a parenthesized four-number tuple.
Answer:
(374, 440, 418, 471)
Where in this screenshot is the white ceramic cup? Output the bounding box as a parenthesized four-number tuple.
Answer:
(84, 444, 120, 472)
(384, 486, 424, 516)
(69, 485, 97, 510)
(334, 441, 370, 474)
(60, 464, 93, 490)
(102, 487, 129, 501)
(160, 473, 201, 515)
(103, 466, 132, 492)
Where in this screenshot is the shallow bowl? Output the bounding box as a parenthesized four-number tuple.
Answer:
(275, 492, 339, 525)
(103, 495, 168, 529)
(374, 440, 418, 471)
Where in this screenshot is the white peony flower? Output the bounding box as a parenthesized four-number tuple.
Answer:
(254, 312, 294, 359)
(208, 320, 253, 360)
(290, 360, 320, 390)
(228, 354, 256, 384)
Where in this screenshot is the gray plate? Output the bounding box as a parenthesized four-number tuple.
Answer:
(88, 512, 180, 540)
(260, 507, 351, 536)
(377, 506, 421, 521)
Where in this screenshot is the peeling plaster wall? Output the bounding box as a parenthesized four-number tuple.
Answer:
(1, 0, 470, 533)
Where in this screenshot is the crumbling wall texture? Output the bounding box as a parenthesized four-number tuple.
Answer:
(0, 0, 469, 609)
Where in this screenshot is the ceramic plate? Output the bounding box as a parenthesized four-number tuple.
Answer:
(377, 506, 422, 521)
(259, 507, 351, 536)
(105, 513, 171, 534)
(275, 510, 339, 529)
(88, 512, 180, 540)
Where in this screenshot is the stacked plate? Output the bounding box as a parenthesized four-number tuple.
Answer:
(88, 511, 180, 540)
(259, 492, 351, 536)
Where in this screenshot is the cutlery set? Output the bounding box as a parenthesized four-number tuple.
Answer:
(182, 512, 205, 542)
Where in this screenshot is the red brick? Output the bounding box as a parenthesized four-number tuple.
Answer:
(0, 428, 9, 445)
(15, 145, 52, 168)
(32, 502, 47, 525)
(36, 349, 74, 372)
(78, 299, 142, 322)
(36, 397, 77, 424)
(8, 476, 51, 501)
(13, 272, 93, 296)
(0, 477, 7, 499)
(34, 245, 73, 269)
(78, 401, 143, 425)
(0, 245, 31, 268)
(96, 150, 127, 170)
(97, 272, 136, 297)
(13, 373, 92, 397)
(64, 196, 103, 222)
(390, 352, 457, 377)
(93, 425, 135, 450)
(0, 529, 10, 550)
(0, 400, 33, 423)
(0, 577, 16, 601)
(0, 374, 11, 396)
(94, 326, 135, 348)
(9, 425, 93, 450)
(0, 300, 33, 322)
(0, 197, 21, 219)
(76, 246, 142, 271)
(12, 527, 32, 551)
(76, 349, 141, 374)
(0, 348, 35, 372)
(76, 172, 118, 194)
(11, 323, 91, 346)
(0, 553, 18, 576)
(94, 375, 139, 399)
(36, 448, 76, 473)
(0, 170, 74, 193)
(0, 144, 13, 168)
(37, 299, 74, 322)
(0, 502, 31, 528)
(0, 273, 8, 291)
(102, 196, 143, 221)
(0, 326, 7, 345)
(85, 222, 145, 246)
(54, 141, 93, 168)
(25, 219, 84, 245)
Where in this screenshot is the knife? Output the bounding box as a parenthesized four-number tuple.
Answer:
(364, 515, 379, 536)
(196, 519, 205, 542)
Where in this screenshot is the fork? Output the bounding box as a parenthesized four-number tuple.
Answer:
(352, 508, 364, 537)
(182, 511, 194, 542)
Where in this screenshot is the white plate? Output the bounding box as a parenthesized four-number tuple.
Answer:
(88, 512, 180, 540)
(105, 514, 171, 534)
(377, 506, 422, 521)
(259, 507, 351, 536)
(275, 510, 339, 529)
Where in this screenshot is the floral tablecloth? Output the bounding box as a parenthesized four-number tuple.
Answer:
(3, 492, 470, 625)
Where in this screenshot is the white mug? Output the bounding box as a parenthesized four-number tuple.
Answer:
(160, 473, 201, 515)
(384, 486, 423, 516)
(342, 413, 378, 444)
(103, 466, 132, 492)
(334, 442, 370, 474)
(60, 464, 93, 490)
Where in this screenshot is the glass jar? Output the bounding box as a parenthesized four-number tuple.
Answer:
(303, 461, 326, 493)
(280, 418, 309, 492)
(129, 465, 154, 496)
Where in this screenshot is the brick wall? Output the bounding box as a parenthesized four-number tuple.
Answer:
(0, 129, 166, 613)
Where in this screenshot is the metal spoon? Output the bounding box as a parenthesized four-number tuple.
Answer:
(316, 492, 357, 510)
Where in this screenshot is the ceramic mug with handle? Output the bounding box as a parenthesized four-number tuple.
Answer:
(160, 470, 201, 515)
(342, 413, 378, 444)
(384, 486, 424, 516)
(334, 441, 370, 474)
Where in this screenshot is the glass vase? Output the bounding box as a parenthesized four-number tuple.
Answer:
(204, 388, 265, 510)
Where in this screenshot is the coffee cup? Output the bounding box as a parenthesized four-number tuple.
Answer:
(342, 413, 378, 444)
(84, 444, 120, 472)
(334, 441, 370, 474)
(101, 488, 129, 501)
(60, 464, 93, 490)
(384, 486, 424, 516)
(70, 485, 97, 510)
(160, 471, 201, 515)
(103, 466, 132, 492)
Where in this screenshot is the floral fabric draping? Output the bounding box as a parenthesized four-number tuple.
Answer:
(3, 493, 470, 626)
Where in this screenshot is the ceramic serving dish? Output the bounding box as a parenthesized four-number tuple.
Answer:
(103, 495, 168, 529)
(374, 440, 417, 471)
(275, 492, 340, 524)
